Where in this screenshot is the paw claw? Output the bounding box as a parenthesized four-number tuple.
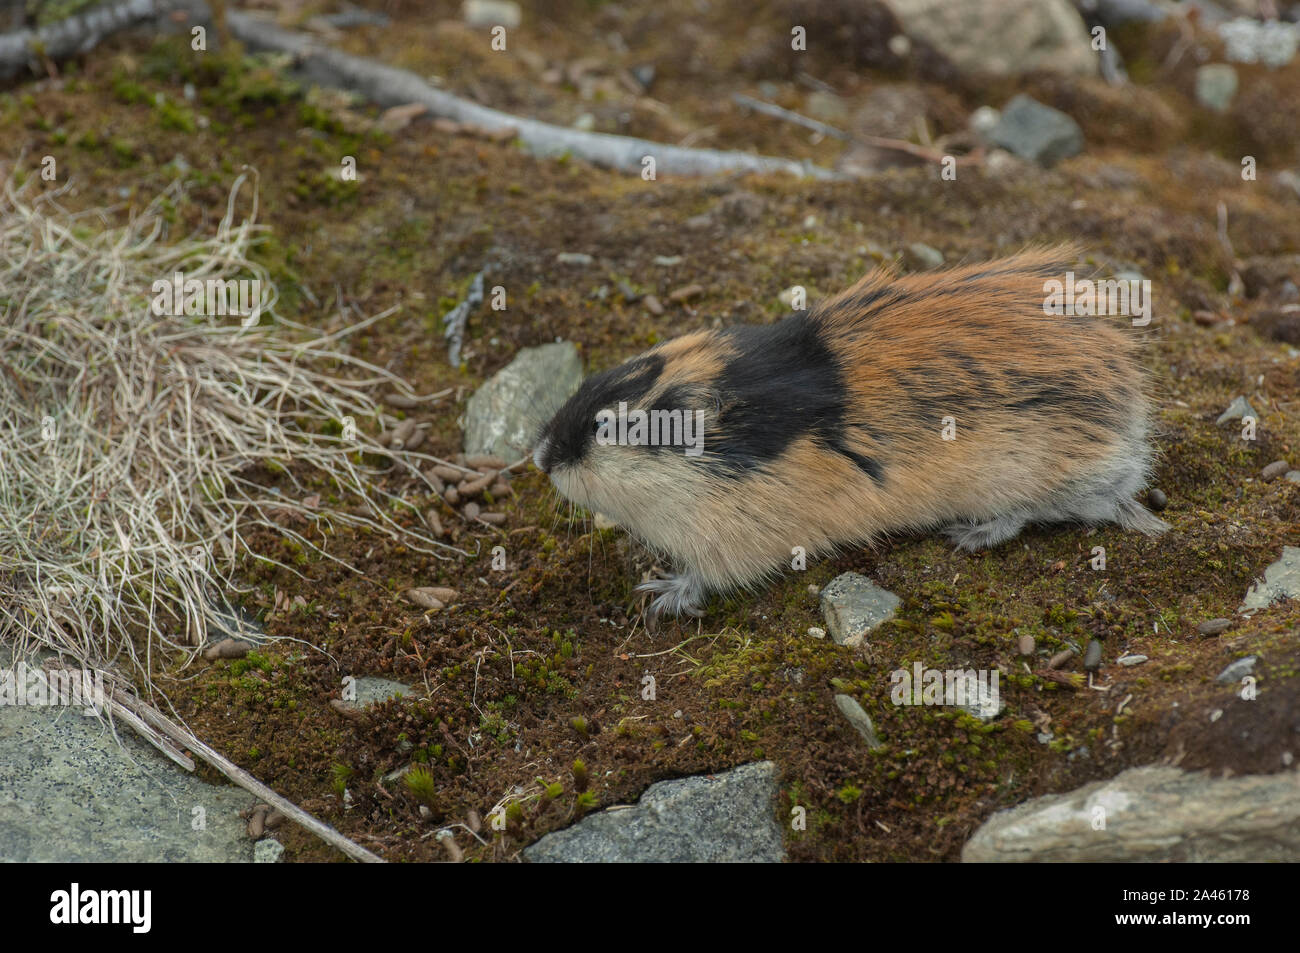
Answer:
(635, 573, 706, 625)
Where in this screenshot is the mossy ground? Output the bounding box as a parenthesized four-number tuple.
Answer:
(6, 2, 1299, 861)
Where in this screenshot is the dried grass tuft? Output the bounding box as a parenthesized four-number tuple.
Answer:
(0, 169, 453, 700)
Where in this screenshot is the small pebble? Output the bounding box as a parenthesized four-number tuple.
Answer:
(463, 501, 481, 520)
(1196, 618, 1232, 636)
(204, 638, 252, 661)
(459, 473, 493, 498)
(247, 805, 267, 838)
(1286, 470, 1300, 483)
(404, 588, 446, 610)
(402, 427, 426, 452)
(1048, 649, 1075, 669)
(1146, 488, 1167, 511)
(1117, 654, 1148, 666)
(1261, 459, 1290, 482)
(807, 626, 826, 639)
(1017, 634, 1036, 656)
(1083, 639, 1103, 671)
(643, 294, 664, 315)
(390, 418, 417, 448)
(1215, 656, 1257, 683)
(384, 391, 422, 409)
(1215, 395, 1256, 426)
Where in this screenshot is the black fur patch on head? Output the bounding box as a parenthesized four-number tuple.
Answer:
(712, 316, 884, 483)
(536, 354, 664, 470)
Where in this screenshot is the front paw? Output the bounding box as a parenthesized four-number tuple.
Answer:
(635, 573, 706, 630)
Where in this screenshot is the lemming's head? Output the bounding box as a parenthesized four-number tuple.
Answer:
(532, 336, 722, 523)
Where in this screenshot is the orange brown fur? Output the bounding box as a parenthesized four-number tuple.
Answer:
(534, 247, 1167, 622)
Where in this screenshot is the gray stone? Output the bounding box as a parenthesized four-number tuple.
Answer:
(819, 572, 901, 647)
(1241, 546, 1300, 611)
(1083, 639, 1103, 670)
(524, 761, 784, 863)
(903, 242, 945, 271)
(1219, 17, 1298, 67)
(1215, 655, 1257, 684)
(1196, 617, 1232, 636)
(1286, 470, 1300, 483)
(464, 342, 583, 460)
(0, 649, 255, 862)
(988, 95, 1085, 166)
(834, 694, 883, 748)
(1215, 394, 1257, 425)
(1195, 64, 1238, 112)
(962, 765, 1300, 862)
(805, 90, 849, 124)
(555, 252, 593, 266)
(969, 105, 1000, 135)
(1262, 459, 1291, 481)
(1090, 0, 1171, 26)
(956, 685, 1005, 722)
(254, 837, 285, 862)
(886, 0, 1097, 77)
(347, 675, 412, 707)
(462, 0, 521, 30)
(1117, 654, 1148, 666)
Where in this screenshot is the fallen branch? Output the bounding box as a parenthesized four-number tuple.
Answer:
(39, 657, 380, 863)
(731, 93, 851, 141)
(0, 0, 170, 79)
(223, 8, 836, 179)
(732, 92, 983, 167)
(443, 269, 485, 366)
(115, 686, 386, 863)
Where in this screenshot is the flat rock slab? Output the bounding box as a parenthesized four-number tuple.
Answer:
(524, 761, 784, 863)
(1241, 546, 1300, 611)
(887, 0, 1097, 77)
(820, 572, 901, 647)
(0, 652, 255, 862)
(962, 765, 1300, 862)
(464, 342, 583, 461)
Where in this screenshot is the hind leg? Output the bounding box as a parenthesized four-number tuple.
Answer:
(1034, 461, 1169, 537)
(943, 513, 1029, 552)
